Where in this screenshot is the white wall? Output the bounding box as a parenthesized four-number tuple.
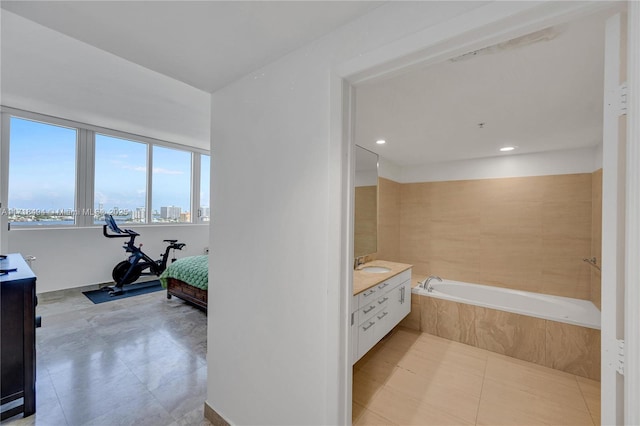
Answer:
(383, 145, 601, 183)
(0, 10, 210, 149)
(354, 170, 377, 187)
(209, 1, 619, 424)
(1, 10, 212, 292)
(206, 2, 546, 425)
(8, 225, 209, 293)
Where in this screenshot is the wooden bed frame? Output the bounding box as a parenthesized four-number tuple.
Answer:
(166, 277, 208, 312)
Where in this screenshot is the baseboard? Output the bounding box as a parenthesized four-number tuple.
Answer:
(204, 401, 230, 426)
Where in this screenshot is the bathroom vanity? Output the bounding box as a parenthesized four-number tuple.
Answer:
(352, 261, 412, 363)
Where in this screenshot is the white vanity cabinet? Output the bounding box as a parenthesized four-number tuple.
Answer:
(352, 268, 411, 363)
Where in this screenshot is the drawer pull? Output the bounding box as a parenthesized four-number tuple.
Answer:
(378, 297, 389, 305)
(363, 289, 376, 297)
(363, 305, 376, 314)
(362, 321, 375, 331)
(378, 282, 389, 290)
(377, 311, 388, 320)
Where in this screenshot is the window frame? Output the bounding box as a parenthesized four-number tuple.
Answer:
(1, 107, 210, 228)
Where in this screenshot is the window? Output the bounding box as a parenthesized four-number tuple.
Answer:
(3, 109, 209, 227)
(8, 117, 77, 226)
(152, 146, 192, 223)
(94, 134, 148, 224)
(200, 155, 210, 222)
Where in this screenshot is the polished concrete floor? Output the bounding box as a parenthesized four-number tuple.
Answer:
(3, 286, 211, 426)
(353, 328, 601, 425)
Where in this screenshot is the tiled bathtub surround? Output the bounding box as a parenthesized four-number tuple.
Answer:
(402, 292, 600, 380)
(378, 172, 603, 301)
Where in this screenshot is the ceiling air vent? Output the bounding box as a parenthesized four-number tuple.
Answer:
(450, 26, 560, 62)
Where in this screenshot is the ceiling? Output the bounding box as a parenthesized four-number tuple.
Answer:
(1, 2, 611, 167)
(1, 1, 382, 93)
(354, 10, 609, 167)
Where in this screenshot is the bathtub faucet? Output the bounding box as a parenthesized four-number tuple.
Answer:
(422, 275, 442, 292)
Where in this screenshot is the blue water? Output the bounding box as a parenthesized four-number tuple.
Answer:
(10, 215, 162, 227)
(11, 220, 75, 227)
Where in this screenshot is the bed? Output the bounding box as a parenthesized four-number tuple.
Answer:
(159, 255, 208, 311)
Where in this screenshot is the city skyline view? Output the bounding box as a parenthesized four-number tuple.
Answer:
(7, 117, 209, 224)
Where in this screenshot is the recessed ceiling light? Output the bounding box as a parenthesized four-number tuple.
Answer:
(500, 146, 516, 152)
(376, 139, 386, 145)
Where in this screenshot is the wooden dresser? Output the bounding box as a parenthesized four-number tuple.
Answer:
(1, 253, 36, 420)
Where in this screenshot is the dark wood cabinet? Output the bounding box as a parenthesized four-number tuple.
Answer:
(1, 253, 36, 420)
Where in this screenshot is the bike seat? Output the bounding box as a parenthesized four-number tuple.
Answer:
(164, 239, 178, 243)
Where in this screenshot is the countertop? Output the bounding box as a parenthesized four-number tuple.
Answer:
(353, 260, 413, 295)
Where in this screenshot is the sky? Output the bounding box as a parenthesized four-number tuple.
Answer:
(8, 117, 209, 214)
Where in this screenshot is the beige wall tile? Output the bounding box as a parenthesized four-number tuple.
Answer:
(377, 174, 595, 300)
(540, 173, 592, 203)
(478, 235, 543, 293)
(479, 176, 545, 203)
(377, 178, 401, 262)
(545, 321, 600, 380)
(475, 306, 546, 365)
(355, 185, 378, 257)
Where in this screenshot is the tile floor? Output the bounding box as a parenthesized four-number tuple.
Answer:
(4, 288, 601, 426)
(3, 286, 211, 426)
(353, 327, 601, 426)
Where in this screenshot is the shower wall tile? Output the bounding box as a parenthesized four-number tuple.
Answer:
(398, 183, 431, 275)
(545, 321, 600, 381)
(541, 198, 592, 299)
(474, 307, 546, 365)
(420, 297, 476, 346)
(540, 173, 592, 202)
(376, 173, 597, 300)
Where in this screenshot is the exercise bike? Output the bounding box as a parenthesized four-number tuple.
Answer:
(102, 214, 185, 296)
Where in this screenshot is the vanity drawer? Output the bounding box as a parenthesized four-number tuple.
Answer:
(355, 269, 411, 308)
(357, 287, 379, 307)
(383, 269, 411, 292)
(358, 294, 389, 323)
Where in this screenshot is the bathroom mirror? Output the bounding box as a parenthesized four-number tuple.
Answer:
(354, 145, 378, 258)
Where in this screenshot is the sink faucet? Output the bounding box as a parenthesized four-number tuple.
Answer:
(421, 275, 442, 292)
(354, 256, 366, 270)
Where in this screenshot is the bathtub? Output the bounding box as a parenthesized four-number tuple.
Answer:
(412, 279, 600, 330)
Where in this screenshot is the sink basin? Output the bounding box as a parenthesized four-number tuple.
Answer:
(360, 266, 391, 273)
